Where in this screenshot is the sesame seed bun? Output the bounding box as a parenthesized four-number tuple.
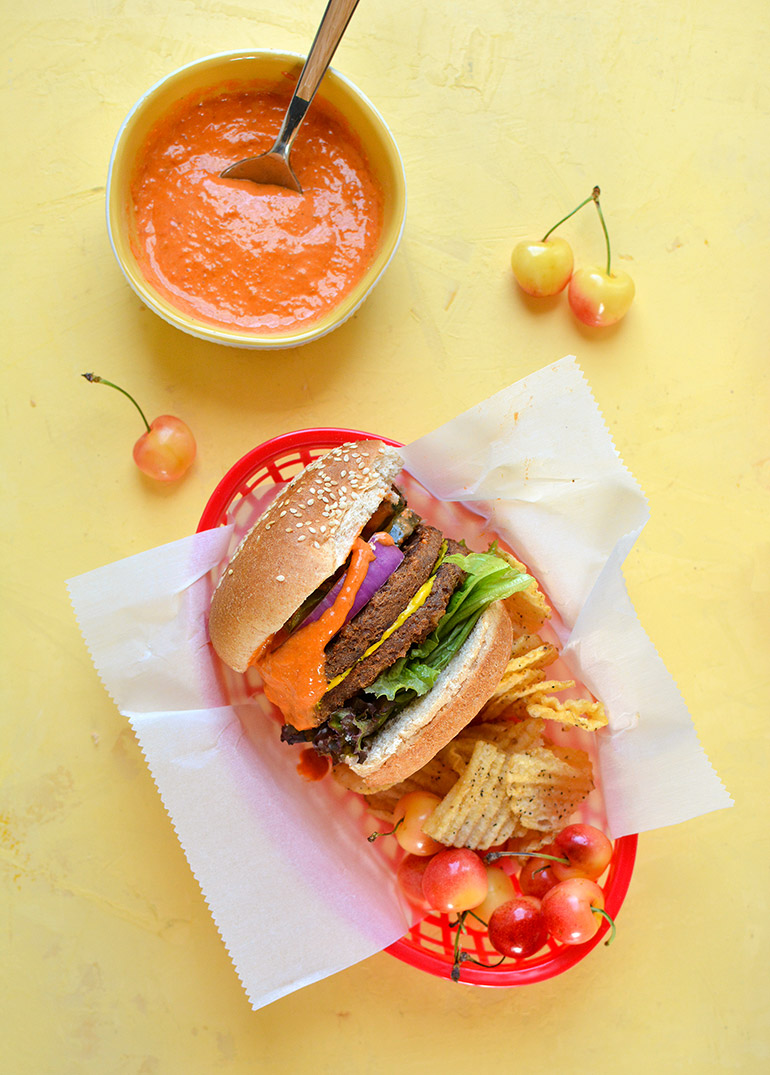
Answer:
(332, 601, 513, 792)
(208, 440, 404, 673)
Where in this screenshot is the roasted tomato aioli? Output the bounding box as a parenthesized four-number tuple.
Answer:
(296, 747, 331, 782)
(254, 537, 376, 729)
(129, 83, 384, 332)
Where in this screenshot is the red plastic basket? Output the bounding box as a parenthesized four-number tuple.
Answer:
(198, 427, 638, 986)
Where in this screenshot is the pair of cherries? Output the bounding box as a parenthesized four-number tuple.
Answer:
(511, 187, 635, 327)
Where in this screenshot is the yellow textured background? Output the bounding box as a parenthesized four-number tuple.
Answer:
(2, 2, 768, 1071)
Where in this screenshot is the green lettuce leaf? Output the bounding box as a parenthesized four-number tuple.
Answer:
(366, 550, 533, 703)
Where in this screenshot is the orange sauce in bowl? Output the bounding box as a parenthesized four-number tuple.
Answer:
(129, 83, 384, 333)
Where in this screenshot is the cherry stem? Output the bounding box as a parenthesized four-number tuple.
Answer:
(590, 187, 613, 276)
(450, 911, 469, 979)
(464, 909, 488, 928)
(82, 373, 151, 434)
(593, 906, 617, 946)
(484, 850, 569, 867)
(449, 910, 497, 981)
(367, 817, 403, 843)
(457, 951, 507, 973)
(542, 190, 597, 242)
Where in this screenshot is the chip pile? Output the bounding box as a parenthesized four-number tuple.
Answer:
(479, 631, 608, 732)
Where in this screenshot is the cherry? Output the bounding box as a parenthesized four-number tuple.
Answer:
(517, 843, 561, 898)
(567, 187, 635, 326)
(396, 853, 434, 911)
(488, 896, 548, 959)
(551, 823, 613, 882)
(82, 374, 196, 482)
(511, 236, 573, 297)
(422, 848, 488, 914)
(469, 864, 516, 924)
(541, 877, 615, 945)
(368, 791, 443, 856)
(568, 267, 635, 327)
(486, 822, 614, 890)
(511, 190, 597, 297)
(391, 791, 444, 856)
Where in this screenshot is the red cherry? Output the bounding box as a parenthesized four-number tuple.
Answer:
(551, 824, 613, 882)
(488, 896, 548, 958)
(422, 849, 488, 914)
(396, 854, 434, 910)
(83, 374, 196, 482)
(518, 843, 561, 898)
(541, 877, 610, 945)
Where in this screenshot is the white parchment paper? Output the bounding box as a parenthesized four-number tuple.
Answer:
(67, 355, 732, 1011)
(399, 358, 732, 835)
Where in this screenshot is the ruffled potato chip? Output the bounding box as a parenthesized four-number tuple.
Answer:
(503, 745, 595, 832)
(496, 552, 551, 632)
(422, 740, 523, 849)
(477, 624, 608, 731)
(527, 695, 608, 731)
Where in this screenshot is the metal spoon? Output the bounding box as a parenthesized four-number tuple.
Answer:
(220, 0, 361, 192)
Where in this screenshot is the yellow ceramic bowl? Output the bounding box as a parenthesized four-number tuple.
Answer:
(106, 50, 407, 349)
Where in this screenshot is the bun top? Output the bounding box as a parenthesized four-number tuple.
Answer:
(208, 440, 404, 672)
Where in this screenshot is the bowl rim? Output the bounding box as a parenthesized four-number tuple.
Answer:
(106, 49, 407, 350)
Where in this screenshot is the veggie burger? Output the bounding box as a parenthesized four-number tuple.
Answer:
(208, 441, 532, 791)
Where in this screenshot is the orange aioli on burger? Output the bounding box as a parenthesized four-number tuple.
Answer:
(254, 538, 376, 730)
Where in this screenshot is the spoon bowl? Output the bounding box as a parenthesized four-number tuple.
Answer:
(106, 49, 407, 348)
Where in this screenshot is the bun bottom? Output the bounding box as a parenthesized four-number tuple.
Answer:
(333, 602, 513, 793)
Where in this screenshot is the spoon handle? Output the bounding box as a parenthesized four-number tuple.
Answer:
(273, 0, 361, 154)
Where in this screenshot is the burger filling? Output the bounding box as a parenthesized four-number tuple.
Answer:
(276, 496, 534, 765)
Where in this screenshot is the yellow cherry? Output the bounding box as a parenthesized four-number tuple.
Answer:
(511, 237, 574, 296)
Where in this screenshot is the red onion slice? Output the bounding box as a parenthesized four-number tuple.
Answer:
(300, 535, 404, 629)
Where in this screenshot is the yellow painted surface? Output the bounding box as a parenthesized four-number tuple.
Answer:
(2, 1, 768, 1071)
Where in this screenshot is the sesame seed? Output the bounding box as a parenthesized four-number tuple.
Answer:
(276, 575, 285, 582)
